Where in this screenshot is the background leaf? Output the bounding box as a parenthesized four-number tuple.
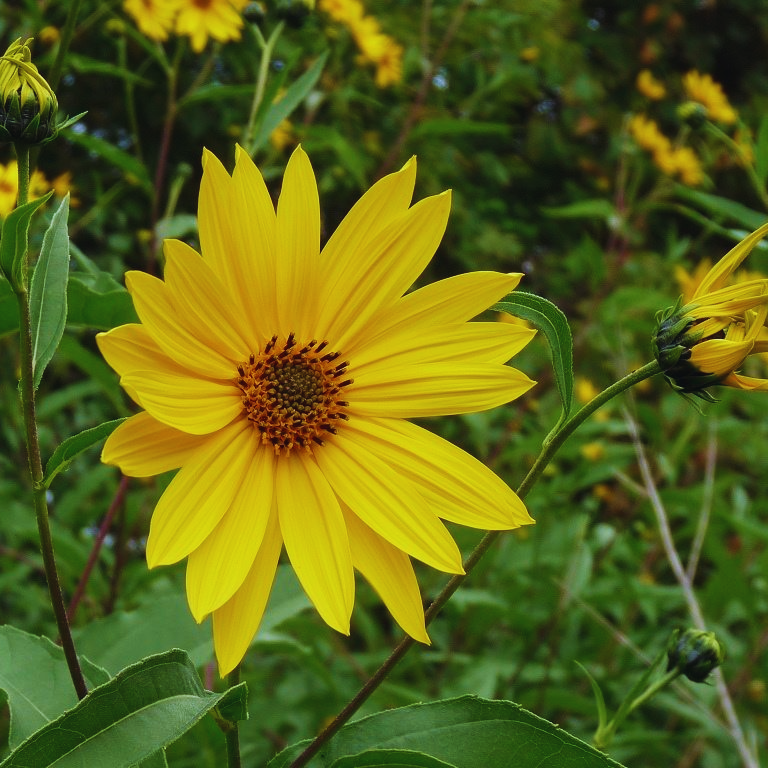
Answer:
(0, 193, 53, 290)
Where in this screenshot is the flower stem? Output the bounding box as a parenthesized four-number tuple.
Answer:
(14, 146, 88, 700)
(287, 359, 663, 768)
(225, 667, 242, 768)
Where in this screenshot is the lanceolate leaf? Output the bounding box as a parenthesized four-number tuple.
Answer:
(30, 194, 71, 389)
(0, 192, 54, 291)
(494, 292, 574, 438)
(0, 649, 248, 768)
(269, 696, 625, 768)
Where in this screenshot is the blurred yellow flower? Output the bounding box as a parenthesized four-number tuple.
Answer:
(319, 0, 364, 24)
(636, 69, 666, 100)
(682, 70, 737, 125)
(629, 114, 703, 186)
(665, 145, 704, 186)
(0, 160, 51, 216)
(655, 223, 768, 397)
(124, 0, 180, 42)
(519, 46, 540, 62)
(580, 442, 605, 461)
(628, 114, 671, 156)
(269, 119, 294, 151)
(97, 146, 536, 674)
(175, 0, 248, 52)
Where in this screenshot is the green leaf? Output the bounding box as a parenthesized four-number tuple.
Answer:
(67, 53, 152, 87)
(673, 185, 767, 230)
(575, 661, 608, 730)
(43, 417, 127, 488)
(0, 649, 247, 768)
(493, 292, 574, 438)
(409, 119, 510, 140)
(0, 626, 111, 750)
(0, 277, 19, 336)
(64, 131, 152, 194)
(755, 114, 768, 187)
(270, 696, 625, 768)
(29, 194, 70, 389)
(0, 192, 54, 291)
(542, 199, 618, 222)
(67, 271, 138, 329)
(251, 51, 329, 153)
(330, 750, 457, 768)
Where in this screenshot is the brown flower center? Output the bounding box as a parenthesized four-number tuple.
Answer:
(236, 333, 352, 455)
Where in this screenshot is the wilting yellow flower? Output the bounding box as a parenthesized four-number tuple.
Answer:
(682, 70, 737, 125)
(98, 146, 537, 674)
(0, 38, 58, 144)
(124, 0, 180, 42)
(175, 0, 248, 52)
(654, 223, 768, 398)
(636, 69, 666, 100)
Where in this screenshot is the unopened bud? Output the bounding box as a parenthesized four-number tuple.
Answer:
(667, 628, 725, 682)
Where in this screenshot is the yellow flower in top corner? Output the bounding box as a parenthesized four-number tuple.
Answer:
(636, 69, 666, 100)
(97, 146, 537, 675)
(682, 70, 737, 125)
(175, 0, 248, 52)
(654, 223, 768, 399)
(124, 0, 180, 42)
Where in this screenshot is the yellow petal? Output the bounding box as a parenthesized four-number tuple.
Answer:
(345, 417, 533, 529)
(163, 239, 253, 358)
(275, 146, 320, 340)
(343, 507, 429, 644)
(315, 158, 417, 337)
(314, 433, 464, 573)
(212, 506, 283, 676)
(694, 222, 768, 296)
(690, 338, 753, 377)
(721, 371, 768, 390)
(349, 362, 536, 418)
(324, 192, 452, 351)
(353, 322, 536, 372)
(121, 370, 242, 435)
(146, 420, 252, 567)
(96, 324, 187, 379)
(231, 145, 279, 340)
(126, 270, 236, 379)
(186, 444, 275, 620)
(276, 453, 354, 633)
(102, 412, 208, 477)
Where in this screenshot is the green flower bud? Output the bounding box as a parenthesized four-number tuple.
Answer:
(677, 101, 708, 129)
(666, 628, 725, 683)
(0, 38, 58, 145)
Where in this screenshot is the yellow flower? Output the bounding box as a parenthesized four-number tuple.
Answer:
(682, 70, 737, 125)
(665, 145, 703, 186)
(124, 0, 180, 42)
(175, 0, 248, 53)
(636, 69, 666, 100)
(519, 46, 540, 63)
(319, 0, 364, 24)
(269, 118, 294, 151)
(0, 160, 51, 216)
(628, 114, 672, 156)
(0, 38, 58, 144)
(98, 146, 537, 674)
(654, 223, 768, 398)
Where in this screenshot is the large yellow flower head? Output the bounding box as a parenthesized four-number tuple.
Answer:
(98, 146, 537, 675)
(654, 223, 768, 399)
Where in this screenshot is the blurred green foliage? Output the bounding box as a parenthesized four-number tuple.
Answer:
(2, 1, 768, 766)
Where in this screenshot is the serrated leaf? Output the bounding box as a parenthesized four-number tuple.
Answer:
(0, 649, 247, 768)
(43, 417, 127, 488)
(0, 192, 54, 290)
(494, 292, 574, 437)
(269, 696, 625, 768)
(29, 194, 70, 389)
(251, 51, 329, 153)
(331, 750, 457, 768)
(0, 626, 111, 750)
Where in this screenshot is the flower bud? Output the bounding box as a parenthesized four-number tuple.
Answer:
(677, 101, 708, 129)
(666, 628, 725, 682)
(0, 38, 58, 145)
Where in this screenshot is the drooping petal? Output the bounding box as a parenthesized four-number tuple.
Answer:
(102, 412, 208, 477)
(186, 441, 275, 620)
(275, 146, 320, 339)
(349, 362, 536, 418)
(212, 506, 283, 676)
(352, 322, 536, 372)
(146, 420, 252, 567)
(344, 417, 534, 529)
(324, 192, 452, 351)
(126, 270, 236, 378)
(343, 507, 430, 644)
(276, 453, 354, 634)
(721, 371, 768, 390)
(690, 338, 753, 377)
(314, 433, 464, 573)
(121, 370, 242, 435)
(163, 239, 253, 359)
(315, 158, 417, 336)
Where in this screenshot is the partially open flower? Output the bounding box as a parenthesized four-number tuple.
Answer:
(654, 223, 768, 400)
(0, 38, 58, 145)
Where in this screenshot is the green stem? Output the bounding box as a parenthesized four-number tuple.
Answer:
(242, 22, 284, 153)
(225, 667, 242, 768)
(47, 0, 83, 93)
(14, 147, 88, 700)
(288, 359, 664, 768)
